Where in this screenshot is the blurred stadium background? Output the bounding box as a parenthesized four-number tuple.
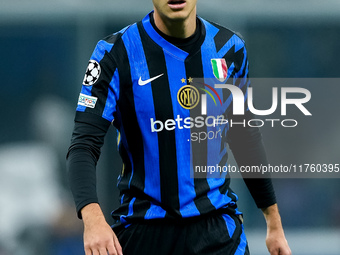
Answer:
(0, 0, 339, 254)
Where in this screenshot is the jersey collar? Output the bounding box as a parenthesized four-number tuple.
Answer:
(142, 11, 205, 60)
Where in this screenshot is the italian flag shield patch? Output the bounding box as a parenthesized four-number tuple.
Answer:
(211, 58, 228, 82)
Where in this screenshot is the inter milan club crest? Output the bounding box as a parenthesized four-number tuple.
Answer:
(83, 60, 101, 86)
(211, 58, 228, 82)
(177, 85, 200, 110)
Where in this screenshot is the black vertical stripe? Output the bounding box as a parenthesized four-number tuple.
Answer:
(218, 178, 230, 195)
(113, 38, 146, 197)
(185, 52, 216, 215)
(117, 140, 132, 190)
(138, 22, 180, 215)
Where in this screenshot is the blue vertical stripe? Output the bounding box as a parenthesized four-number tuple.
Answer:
(121, 24, 162, 204)
(234, 225, 248, 255)
(119, 197, 136, 225)
(201, 20, 231, 175)
(102, 68, 119, 122)
(201, 21, 219, 180)
(222, 213, 236, 237)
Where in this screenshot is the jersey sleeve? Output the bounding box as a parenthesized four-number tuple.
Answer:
(228, 41, 277, 209)
(67, 37, 120, 218)
(76, 38, 120, 123)
(67, 112, 110, 218)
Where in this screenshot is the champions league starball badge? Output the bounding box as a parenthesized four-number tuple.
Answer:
(83, 60, 101, 86)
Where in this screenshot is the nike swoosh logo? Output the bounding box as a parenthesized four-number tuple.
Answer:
(138, 73, 164, 86)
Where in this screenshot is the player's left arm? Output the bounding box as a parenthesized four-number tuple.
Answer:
(230, 40, 291, 255)
(262, 204, 292, 255)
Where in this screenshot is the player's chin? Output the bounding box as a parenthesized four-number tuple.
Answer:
(165, 10, 191, 21)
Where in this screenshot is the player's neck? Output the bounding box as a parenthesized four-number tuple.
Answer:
(153, 10, 197, 39)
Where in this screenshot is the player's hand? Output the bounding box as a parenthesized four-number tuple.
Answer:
(265, 228, 291, 255)
(82, 203, 123, 255)
(262, 204, 291, 255)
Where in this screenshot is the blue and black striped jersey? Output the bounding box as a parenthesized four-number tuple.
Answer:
(75, 12, 252, 225)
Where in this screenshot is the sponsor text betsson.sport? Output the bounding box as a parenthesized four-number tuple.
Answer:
(150, 85, 312, 140)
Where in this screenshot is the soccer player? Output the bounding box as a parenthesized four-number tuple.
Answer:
(67, 0, 292, 254)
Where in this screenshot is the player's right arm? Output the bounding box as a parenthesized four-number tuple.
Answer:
(67, 36, 122, 255)
(67, 114, 123, 255)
